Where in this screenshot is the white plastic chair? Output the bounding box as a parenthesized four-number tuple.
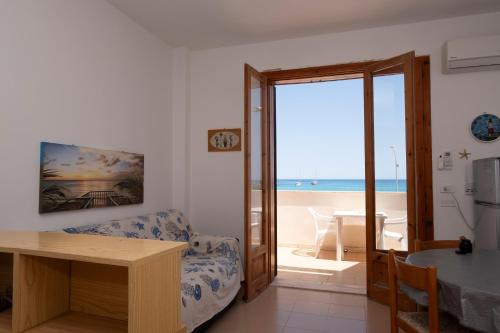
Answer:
(307, 208, 337, 258)
(381, 215, 408, 250)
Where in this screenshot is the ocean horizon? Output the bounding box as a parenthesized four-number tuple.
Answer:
(277, 179, 406, 192)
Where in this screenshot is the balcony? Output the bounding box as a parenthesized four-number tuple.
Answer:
(274, 190, 407, 294)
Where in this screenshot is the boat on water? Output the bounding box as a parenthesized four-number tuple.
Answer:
(295, 169, 303, 187)
(311, 170, 319, 185)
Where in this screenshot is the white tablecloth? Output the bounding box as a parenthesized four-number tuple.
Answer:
(405, 249, 500, 333)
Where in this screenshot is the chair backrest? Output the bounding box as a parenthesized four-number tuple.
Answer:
(385, 215, 408, 224)
(384, 215, 408, 249)
(388, 250, 439, 333)
(308, 207, 320, 233)
(307, 207, 332, 233)
(415, 239, 460, 252)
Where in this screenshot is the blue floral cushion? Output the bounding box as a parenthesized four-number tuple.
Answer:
(63, 209, 194, 257)
(181, 235, 243, 331)
(63, 223, 108, 236)
(158, 209, 193, 242)
(63, 209, 193, 241)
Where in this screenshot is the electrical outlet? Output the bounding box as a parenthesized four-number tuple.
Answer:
(440, 185, 455, 193)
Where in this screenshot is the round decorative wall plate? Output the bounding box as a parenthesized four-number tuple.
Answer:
(470, 113, 500, 143)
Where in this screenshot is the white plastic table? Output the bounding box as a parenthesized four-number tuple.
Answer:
(331, 210, 387, 261)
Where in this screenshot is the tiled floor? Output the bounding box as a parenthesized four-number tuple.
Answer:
(274, 247, 366, 294)
(203, 286, 390, 333)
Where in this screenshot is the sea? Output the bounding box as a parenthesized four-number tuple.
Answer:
(277, 179, 406, 192)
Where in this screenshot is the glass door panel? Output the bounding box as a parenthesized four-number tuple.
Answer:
(373, 74, 408, 251)
(364, 51, 415, 305)
(250, 76, 264, 249)
(244, 64, 270, 300)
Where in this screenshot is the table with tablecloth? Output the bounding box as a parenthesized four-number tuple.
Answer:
(405, 249, 500, 333)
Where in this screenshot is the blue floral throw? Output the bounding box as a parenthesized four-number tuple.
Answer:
(63, 209, 243, 332)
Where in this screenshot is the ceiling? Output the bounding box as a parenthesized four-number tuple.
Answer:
(107, 0, 500, 49)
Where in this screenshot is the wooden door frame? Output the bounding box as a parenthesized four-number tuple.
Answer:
(414, 58, 434, 241)
(262, 55, 434, 278)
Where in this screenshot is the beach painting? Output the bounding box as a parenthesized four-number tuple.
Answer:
(39, 142, 144, 214)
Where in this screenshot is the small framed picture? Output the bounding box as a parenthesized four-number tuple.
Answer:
(208, 128, 241, 152)
(470, 113, 500, 143)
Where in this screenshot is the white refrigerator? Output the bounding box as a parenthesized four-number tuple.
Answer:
(473, 157, 500, 250)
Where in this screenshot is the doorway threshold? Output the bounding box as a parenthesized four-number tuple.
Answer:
(275, 246, 367, 295)
(272, 276, 366, 295)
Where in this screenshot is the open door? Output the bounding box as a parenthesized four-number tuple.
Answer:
(364, 52, 417, 305)
(244, 64, 275, 301)
(243, 54, 431, 303)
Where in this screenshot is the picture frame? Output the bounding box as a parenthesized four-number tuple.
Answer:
(39, 142, 144, 214)
(208, 128, 242, 152)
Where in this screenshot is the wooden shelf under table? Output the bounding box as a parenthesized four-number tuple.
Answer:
(25, 312, 127, 333)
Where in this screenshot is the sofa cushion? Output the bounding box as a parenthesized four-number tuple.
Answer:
(181, 250, 243, 331)
(63, 223, 110, 236)
(107, 214, 163, 239)
(65, 214, 156, 239)
(158, 209, 193, 242)
(64, 209, 193, 242)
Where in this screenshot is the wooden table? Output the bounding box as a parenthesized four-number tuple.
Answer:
(331, 210, 387, 261)
(406, 249, 500, 333)
(0, 231, 188, 333)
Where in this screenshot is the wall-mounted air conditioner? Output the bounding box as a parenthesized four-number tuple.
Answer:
(443, 34, 500, 74)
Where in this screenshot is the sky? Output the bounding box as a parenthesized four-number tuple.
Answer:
(276, 75, 407, 180)
(40, 142, 144, 181)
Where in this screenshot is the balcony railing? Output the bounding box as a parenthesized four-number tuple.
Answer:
(277, 190, 407, 252)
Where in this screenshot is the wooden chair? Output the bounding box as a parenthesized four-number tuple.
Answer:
(414, 239, 460, 252)
(388, 250, 474, 333)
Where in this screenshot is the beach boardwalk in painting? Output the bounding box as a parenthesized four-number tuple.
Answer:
(39, 142, 144, 213)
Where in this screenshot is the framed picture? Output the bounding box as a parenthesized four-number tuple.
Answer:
(208, 128, 242, 152)
(39, 142, 144, 214)
(470, 113, 500, 143)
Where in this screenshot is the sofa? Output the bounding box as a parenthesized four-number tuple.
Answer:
(63, 209, 243, 332)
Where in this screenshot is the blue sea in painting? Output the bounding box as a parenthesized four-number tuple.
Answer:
(277, 179, 406, 192)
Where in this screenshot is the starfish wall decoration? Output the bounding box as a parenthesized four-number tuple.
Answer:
(459, 149, 471, 160)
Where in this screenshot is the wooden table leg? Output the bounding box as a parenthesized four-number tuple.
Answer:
(13, 254, 70, 333)
(128, 252, 182, 333)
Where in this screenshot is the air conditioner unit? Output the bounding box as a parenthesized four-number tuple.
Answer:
(443, 35, 500, 74)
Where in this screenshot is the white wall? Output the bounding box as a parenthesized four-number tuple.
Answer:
(0, 1, 174, 230)
(171, 47, 191, 214)
(184, 12, 500, 244)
